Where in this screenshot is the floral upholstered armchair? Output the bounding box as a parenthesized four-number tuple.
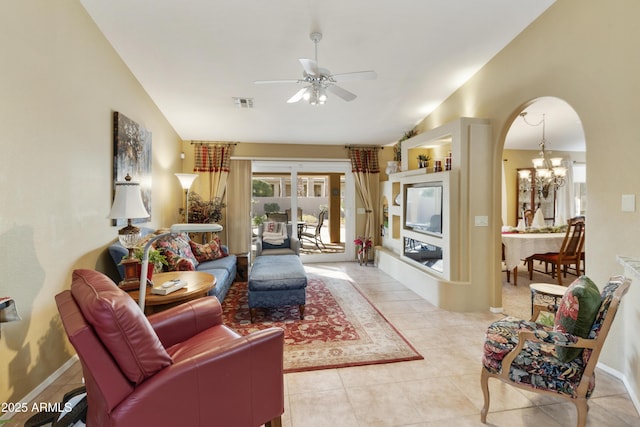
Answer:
(481, 275, 630, 427)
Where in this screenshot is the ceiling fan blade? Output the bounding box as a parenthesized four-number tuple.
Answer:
(254, 79, 300, 84)
(331, 70, 378, 81)
(299, 58, 319, 76)
(327, 84, 357, 102)
(287, 87, 309, 103)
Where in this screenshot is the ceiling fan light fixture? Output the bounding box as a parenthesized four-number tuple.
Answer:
(308, 90, 320, 106)
(254, 31, 376, 105)
(318, 86, 328, 103)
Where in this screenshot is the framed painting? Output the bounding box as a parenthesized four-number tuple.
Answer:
(112, 111, 152, 225)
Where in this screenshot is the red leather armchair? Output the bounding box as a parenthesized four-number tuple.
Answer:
(56, 269, 284, 427)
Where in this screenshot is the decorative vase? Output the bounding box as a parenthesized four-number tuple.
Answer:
(136, 262, 155, 281)
(358, 247, 370, 266)
(385, 161, 399, 175)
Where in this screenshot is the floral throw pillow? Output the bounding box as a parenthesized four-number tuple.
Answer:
(162, 249, 196, 271)
(154, 233, 199, 271)
(554, 276, 602, 362)
(189, 236, 227, 263)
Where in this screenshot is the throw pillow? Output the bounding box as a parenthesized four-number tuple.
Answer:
(264, 221, 285, 234)
(154, 233, 199, 270)
(554, 276, 602, 362)
(189, 236, 227, 263)
(70, 269, 172, 384)
(162, 249, 196, 271)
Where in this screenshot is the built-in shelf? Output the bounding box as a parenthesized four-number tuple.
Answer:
(378, 117, 493, 312)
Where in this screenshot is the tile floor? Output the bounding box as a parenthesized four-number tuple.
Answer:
(7, 262, 640, 426)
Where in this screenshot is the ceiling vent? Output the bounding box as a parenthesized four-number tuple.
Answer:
(233, 97, 254, 108)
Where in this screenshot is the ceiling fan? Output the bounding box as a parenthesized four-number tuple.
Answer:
(254, 32, 377, 105)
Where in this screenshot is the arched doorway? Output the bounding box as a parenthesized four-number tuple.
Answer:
(500, 96, 586, 317)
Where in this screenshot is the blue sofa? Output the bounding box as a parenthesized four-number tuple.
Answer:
(108, 228, 237, 303)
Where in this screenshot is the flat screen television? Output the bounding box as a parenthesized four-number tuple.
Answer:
(404, 183, 443, 235)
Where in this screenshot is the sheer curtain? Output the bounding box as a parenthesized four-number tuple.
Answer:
(348, 147, 381, 244)
(555, 159, 575, 225)
(226, 159, 252, 254)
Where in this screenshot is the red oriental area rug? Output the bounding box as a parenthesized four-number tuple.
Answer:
(221, 274, 423, 373)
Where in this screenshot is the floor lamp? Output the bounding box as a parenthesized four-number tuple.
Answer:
(137, 223, 223, 310)
(174, 173, 199, 222)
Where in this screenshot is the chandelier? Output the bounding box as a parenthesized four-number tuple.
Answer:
(518, 112, 567, 198)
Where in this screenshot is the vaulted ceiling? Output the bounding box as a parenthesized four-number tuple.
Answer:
(80, 0, 559, 148)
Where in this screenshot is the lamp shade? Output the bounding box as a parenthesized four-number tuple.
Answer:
(175, 173, 199, 190)
(108, 180, 150, 220)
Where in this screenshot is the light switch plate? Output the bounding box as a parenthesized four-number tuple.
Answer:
(474, 215, 489, 226)
(621, 194, 635, 212)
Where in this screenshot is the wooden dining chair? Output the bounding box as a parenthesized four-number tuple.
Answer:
(527, 216, 586, 286)
(502, 243, 518, 286)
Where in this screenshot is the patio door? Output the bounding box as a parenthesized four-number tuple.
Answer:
(252, 160, 355, 262)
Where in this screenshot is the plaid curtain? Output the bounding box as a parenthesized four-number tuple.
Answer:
(192, 143, 234, 200)
(348, 147, 381, 245)
(193, 143, 232, 173)
(349, 147, 380, 173)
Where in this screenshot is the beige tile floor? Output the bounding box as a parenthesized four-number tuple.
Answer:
(8, 262, 639, 426)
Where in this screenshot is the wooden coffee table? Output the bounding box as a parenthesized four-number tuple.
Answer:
(128, 271, 216, 315)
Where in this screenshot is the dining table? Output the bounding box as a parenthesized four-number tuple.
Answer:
(501, 232, 566, 286)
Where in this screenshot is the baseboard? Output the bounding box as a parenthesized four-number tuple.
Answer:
(489, 306, 504, 314)
(0, 355, 79, 421)
(596, 361, 640, 416)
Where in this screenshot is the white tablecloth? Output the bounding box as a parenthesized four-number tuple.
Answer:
(501, 233, 565, 270)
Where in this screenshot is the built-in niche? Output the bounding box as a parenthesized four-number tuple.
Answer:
(378, 117, 493, 312)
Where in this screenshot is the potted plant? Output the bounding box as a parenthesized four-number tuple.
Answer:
(252, 214, 267, 226)
(354, 236, 373, 266)
(123, 247, 168, 279)
(188, 192, 226, 223)
(417, 154, 431, 168)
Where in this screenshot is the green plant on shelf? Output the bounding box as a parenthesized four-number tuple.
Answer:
(417, 154, 431, 168)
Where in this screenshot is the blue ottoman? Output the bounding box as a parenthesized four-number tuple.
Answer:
(248, 255, 307, 322)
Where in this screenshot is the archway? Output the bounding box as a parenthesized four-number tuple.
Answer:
(499, 96, 586, 317)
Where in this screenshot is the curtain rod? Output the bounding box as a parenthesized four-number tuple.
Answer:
(190, 141, 237, 146)
(344, 145, 383, 149)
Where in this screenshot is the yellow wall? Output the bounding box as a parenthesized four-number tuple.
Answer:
(0, 0, 183, 404)
(415, 0, 640, 402)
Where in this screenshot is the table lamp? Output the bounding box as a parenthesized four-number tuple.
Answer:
(108, 174, 150, 289)
(174, 173, 199, 222)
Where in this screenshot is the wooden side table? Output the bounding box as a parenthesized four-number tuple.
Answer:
(529, 282, 567, 321)
(127, 271, 215, 315)
(235, 253, 249, 281)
